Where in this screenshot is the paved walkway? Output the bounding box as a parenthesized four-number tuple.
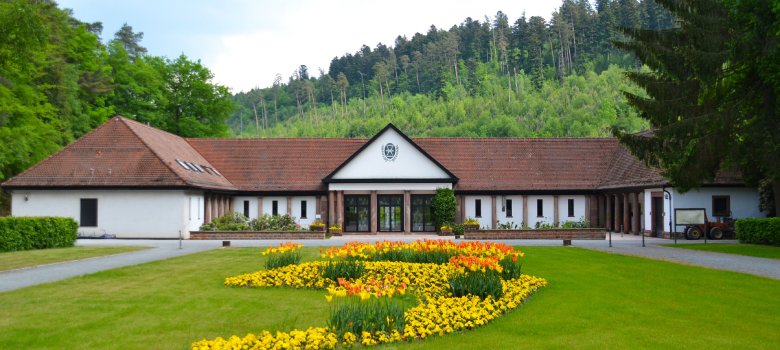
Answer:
(1, 234, 777, 292)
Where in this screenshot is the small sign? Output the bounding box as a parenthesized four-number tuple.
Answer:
(675, 208, 706, 225)
(381, 143, 399, 161)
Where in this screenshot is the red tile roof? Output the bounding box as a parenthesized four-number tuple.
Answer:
(187, 138, 365, 192)
(597, 144, 743, 189)
(2, 117, 744, 192)
(2, 117, 236, 190)
(416, 138, 620, 191)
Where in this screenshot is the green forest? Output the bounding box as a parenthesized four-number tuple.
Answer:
(0, 0, 675, 202)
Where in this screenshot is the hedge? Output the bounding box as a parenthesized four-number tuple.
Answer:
(0, 217, 79, 252)
(735, 217, 780, 246)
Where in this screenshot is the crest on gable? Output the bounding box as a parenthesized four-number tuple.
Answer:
(381, 143, 398, 161)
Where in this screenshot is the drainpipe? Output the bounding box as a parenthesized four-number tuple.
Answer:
(663, 187, 674, 244)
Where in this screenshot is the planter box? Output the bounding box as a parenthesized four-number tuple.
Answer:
(310, 225, 325, 232)
(190, 231, 325, 240)
(329, 228, 343, 236)
(438, 228, 453, 236)
(464, 223, 480, 231)
(464, 228, 606, 241)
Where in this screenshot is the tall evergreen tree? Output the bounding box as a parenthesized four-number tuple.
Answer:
(614, 0, 780, 216)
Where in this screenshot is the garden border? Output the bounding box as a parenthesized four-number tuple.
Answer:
(464, 228, 606, 245)
(190, 231, 325, 240)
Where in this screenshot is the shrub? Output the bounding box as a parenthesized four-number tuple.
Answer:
(432, 188, 456, 232)
(452, 223, 465, 236)
(0, 217, 78, 252)
(250, 214, 300, 231)
(535, 219, 554, 229)
(200, 212, 249, 231)
(561, 218, 589, 228)
(322, 260, 365, 281)
(497, 221, 519, 229)
(735, 218, 780, 246)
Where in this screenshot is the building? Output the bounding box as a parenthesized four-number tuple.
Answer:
(1, 116, 765, 238)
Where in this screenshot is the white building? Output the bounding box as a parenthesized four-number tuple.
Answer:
(1, 116, 765, 238)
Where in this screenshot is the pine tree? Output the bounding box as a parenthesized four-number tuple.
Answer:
(614, 0, 780, 216)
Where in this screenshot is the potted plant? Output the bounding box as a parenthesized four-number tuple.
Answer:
(439, 225, 453, 236)
(309, 219, 325, 232)
(464, 217, 480, 231)
(329, 225, 342, 236)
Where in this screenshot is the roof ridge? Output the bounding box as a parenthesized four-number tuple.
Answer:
(118, 116, 204, 189)
(414, 137, 618, 141)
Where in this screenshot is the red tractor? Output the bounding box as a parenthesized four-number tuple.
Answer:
(684, 213, 735, 240)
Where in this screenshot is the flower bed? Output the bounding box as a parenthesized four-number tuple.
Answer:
(192, 240, 547, 349)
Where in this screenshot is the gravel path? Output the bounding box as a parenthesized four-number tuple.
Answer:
(1, 234, 777, 293)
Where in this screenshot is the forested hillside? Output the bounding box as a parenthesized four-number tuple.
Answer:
(229, 0, 673, 137)
(0, 0, 233, 183)
(0, 0, 674, 213)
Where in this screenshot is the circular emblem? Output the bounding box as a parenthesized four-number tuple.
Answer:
(381, 143, 398, 162)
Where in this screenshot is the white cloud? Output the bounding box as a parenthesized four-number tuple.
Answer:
(60, 0, 566, 93)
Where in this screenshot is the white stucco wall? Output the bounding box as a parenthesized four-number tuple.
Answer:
(495, 195, 524, 228)
(10, 189, 200, 239)
(261, 197, 288, 217)
(232, 196, 259, 219)
(557, 195, 586, 224)
(291, 196, 317, 227)
(464, 195, 492, 228)
(330, 128, 450, 180)
(643, 187, 764, 233)
(527, 195, 555, 228)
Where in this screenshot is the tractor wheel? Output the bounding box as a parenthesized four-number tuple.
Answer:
(686, 226, 703, 240)
(708, 227, 724, 240)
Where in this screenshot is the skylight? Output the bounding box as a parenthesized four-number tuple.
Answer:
(175, 159, 220, 176)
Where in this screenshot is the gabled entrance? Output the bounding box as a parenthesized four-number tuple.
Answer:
(323, 124, 457, 234)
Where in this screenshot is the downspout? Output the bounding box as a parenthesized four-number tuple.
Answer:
(663, 186, 674, 243)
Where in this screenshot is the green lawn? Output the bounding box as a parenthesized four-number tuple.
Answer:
(0, 246, 150, 272)
(0, 246, 778, 350)
(661, 243, 780, 260)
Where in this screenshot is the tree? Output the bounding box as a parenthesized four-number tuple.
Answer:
(614, 0, 780, 216)
(336, 72, 349, 115)
(432, 188, 456, 233)
(114, 23, 147, 61)
(155, 54, 234, 137)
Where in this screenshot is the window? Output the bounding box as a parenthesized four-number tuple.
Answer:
(536, 199, 543, 217)
(243, 200, 250, 218)
(80, 198, 98, 227)
(344, 195, 370, 232)
(506, 199, 513, 218)
(475, 199, 482, 218)
(568, 199, 575, 217)
(412, 195, 435, 232)
(712, 196, 731, 217)
(300, 200, 308, 219)
(272, 200, 279, 216)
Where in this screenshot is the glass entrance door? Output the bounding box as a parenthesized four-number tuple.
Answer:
(344, 195, 370, 232)
(378, 195, 403, 232)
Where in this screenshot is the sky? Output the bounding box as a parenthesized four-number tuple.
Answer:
(58, 0, 565, 93)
